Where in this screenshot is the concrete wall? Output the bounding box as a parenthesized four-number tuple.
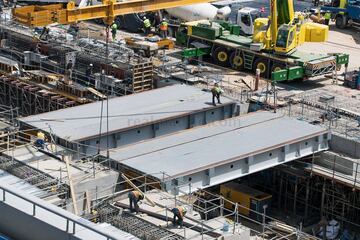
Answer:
(0, 203, 81, 240)
(316, 151, 355, 176)
(330, 135, 360, 159)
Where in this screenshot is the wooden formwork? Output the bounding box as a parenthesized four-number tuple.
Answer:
(56, 81, 89, 99)
(27, 70, 60, 84)
(131, 61, 153, 93)
(0, 61, 17, 73)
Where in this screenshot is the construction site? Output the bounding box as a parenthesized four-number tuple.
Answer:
(0, 0, 359, 239)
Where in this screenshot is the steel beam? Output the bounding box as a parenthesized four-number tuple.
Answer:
(13, 0, 215, 26)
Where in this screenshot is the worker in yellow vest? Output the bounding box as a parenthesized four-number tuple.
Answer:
(128, 190, 144, 213)
(159, 18, 168, 39)
(324, 11, 331, 25)
(143, 16, 151, 35)
(34, 131, 46, 149)
(110, 22, 118, 41)
(171, 206, 187, 228)
(211, 82, 224, 106)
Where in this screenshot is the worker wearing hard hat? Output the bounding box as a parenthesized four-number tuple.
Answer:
(34, 131, 46, 149)
(324, 11, 331, 25)
(143, 16, 151, 35)
(110, 22, 118, 41)
(128, 190, 144, 213)
(159, 18, 168, 39)
(171, 206, 187, 228)
(211, 82, 224, 106)
(85, 63, 93, 86)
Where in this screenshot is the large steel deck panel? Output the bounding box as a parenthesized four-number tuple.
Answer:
(19, 85, 237, 154)
(108, 111, 330, 194)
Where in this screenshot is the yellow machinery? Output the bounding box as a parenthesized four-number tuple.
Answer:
(220, 182, 272, 221)
(252, 0, 328, 53)
(12, 0, 214, 27)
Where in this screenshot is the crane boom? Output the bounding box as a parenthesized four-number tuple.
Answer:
(13, 0, 215, 27)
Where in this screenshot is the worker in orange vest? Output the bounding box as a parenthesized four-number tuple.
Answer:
(171, 206, 187, 227)
(159, 18, 168, 39)
(128, 190, 144, 213)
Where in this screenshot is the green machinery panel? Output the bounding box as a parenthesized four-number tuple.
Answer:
(182, 47, 211, 58)
(272, 66, 304, 82)
(272, 69, 288, 82)
(191, 25, 220, 40)
(288, 66, 304, 80)
(336, 54, 349, 65)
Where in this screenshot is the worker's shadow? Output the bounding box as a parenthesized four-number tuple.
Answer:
(204, 102, 216, 106)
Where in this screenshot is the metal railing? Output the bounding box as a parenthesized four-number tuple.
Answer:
(0, 183, 117, 240)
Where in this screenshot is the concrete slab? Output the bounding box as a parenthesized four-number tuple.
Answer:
(19, 85, 235, 142)
(108, 111, 329, 193)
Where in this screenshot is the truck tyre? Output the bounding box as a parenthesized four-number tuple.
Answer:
(335, 15, 346, 29)
(229, 51, 244, 70)
(253, 58, 269, 77)
(213, 47, 230, 67)
(271, 63, 285, 73)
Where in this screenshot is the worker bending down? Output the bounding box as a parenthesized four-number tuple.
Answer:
(171, 206, 187, 228)
(143, 16, 151, 35)
(34, 131, 46, 149)
(211, 82, 224, 106)
(128, 190, 144, 213)
(159, 18, 168, 39)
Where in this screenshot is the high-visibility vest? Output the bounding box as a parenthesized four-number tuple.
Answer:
(160, 21, 168, 31)
(324, 13, 331, 20)
(176, 206, 187, 217)
(132, 191, 142, 200)
(111, 23, 118, 31)
(144, 19, 151, 28)
(212, 86, 223, 94)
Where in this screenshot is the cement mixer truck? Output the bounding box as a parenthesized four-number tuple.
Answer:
(117, 3, 261, 36)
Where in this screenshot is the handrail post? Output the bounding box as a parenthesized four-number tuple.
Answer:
(166, 206, 168, 227)
(66, 219, 69, 233)
(144, 175, 147, 193)
(73, 221, 76, 234)
(262, 205, 268, 236)
(205, 200, 207, 221)
(201, 220, 204, 240)
(233, 203, 238, 234)
(1, 189, 5, 201)
(32, 204, 36, 216)
(220, 197, 224, 216)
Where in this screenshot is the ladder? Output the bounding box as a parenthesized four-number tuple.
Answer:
(243, 51, 255, 70)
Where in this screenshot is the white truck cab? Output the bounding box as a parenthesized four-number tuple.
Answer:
(236, 7, 261, 35)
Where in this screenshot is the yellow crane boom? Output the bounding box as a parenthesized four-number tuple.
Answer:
(13, 0, 214, 27)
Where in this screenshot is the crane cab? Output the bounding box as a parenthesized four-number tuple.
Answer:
(275, 24, 297, 53)
(236, 7, 261, 35)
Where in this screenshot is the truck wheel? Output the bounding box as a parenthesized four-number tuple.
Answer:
(253, 58, 269, 77)
(271, 63, 285, 73)
(335, 15, 347, 29)
(229, 51, 244, 70)
(213, 47, 230, 67)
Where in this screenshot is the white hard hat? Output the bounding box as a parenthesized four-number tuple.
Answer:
(89, 63, 93, 67)
(143, 16, 147, 20)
